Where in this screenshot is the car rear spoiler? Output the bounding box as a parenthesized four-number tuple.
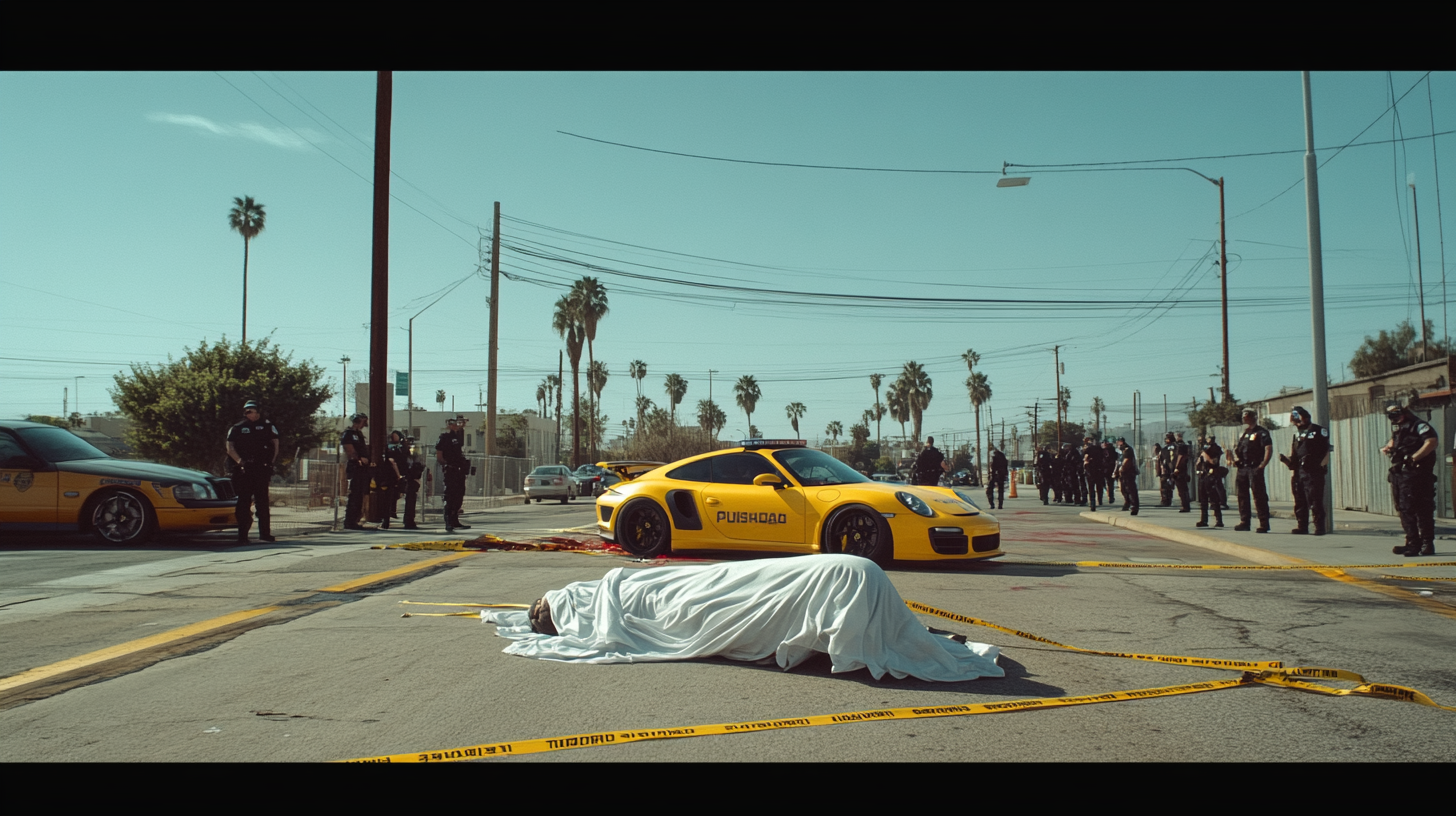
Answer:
(595, 460, 667, 482)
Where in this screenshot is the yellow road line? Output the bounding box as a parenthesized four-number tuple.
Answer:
(0, 606, 279, 693)
(318, 550, 477, 593)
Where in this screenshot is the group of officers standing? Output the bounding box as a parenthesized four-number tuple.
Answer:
(223, 400, 479, 542)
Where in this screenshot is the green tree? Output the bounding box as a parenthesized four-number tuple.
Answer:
(664, 373, 689, 427)
(869, 372, 884, 449)
(825, 420, 843, 446)
(635, 395, 654, 438)
(588, 359, 609, 459)
(25, 415, 71, 428)
(785, 401, 806, 436)
(495, 413, 530, 458)
(697, 399, 726, 439)
(887, 378, 910, 445)
(435, 389, 446, 411)
(111, 338, 331, 475)
(1350, 319, 1451, 378)
(1090, 396, 1105, 438)
(734, 375, 761, 434)
(574, 277, 609, 459)
(228, 196, 266, 344)
(1187, 396, 1245, 435)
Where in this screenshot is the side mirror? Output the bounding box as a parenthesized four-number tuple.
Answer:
(752, 473, 784, 489)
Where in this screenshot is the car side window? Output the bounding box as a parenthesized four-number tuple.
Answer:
(710, 453, 782, 486)
(667, 458, 712, 482)
(0, 432, 28, 467)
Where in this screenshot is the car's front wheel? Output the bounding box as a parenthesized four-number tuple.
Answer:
(824, 504, 892, 564)
(88, 490, 155, 546)
(616, 499, 672, 557)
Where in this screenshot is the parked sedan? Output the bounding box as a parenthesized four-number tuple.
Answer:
(0, 419, 238, 546)
(572, 464, 612, 497)
(523, 465, 576, 504)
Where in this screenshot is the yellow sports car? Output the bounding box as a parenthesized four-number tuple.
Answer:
(1, 419, 238, 546)
(595, 440, 1001, 563)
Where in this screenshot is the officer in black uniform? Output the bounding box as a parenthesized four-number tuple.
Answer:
(1381, 402, 1439, 557)
(1194, 433, 1224, 528)
(1035, 444, 1056, 505)
(341, 412, 372, 530)
(985, 443, 1008, 509)
(1157, 437, 1175, 507)
(385, 432, 421, 530)
(1115, 437, 1138, 515)
(1172, 432, 1193, 512)
(1227, 409, 1272, 533)
(436, 416, 472, 533)
(226, 400, 280, 543)
(911, 436, 948, 486)
(1081, 436, 1101, 512)
(1101, 440, 1118, 506)
(379, 430, 410, 530)
(1281, 406, 1331, 536)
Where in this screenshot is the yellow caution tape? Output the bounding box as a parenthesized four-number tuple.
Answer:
(1247, 668, 1456, 712)
(1377, 574, 1455, 582)
(398, 601, 530, 608)
(998, 559, 1456, 571)
(370, 540, 470, 551)
(340, 677, 1250, 762)
(904, 600, 1283, 671)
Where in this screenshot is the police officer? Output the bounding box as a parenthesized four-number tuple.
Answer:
(1281, 406, 1331, 536)
(1100, 440, 1118, 506)
(341, 412, 373, 531)
(1115, 437, 1139, 515)
(1035, 443, 1056, 505)
(436, 416, 472, 533)
(1171, 432, 1193, 512)
(1226, 409, 1272, 533)
(1194, 433, 1224, 528)
(389, 433, 422, 530)
(1381, 402, 1438, 557)
(226, 400, 279, 543)
(912, 436, 949, 486)
(1157, 437, 1176, 507)
(380, 431, 414, 530)
(985, 443, 1008, 509)
(1081, 436, 1101, 512)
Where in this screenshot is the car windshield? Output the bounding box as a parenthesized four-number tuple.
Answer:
(770, 448, 871, 487)
(16, 426, 110, 462)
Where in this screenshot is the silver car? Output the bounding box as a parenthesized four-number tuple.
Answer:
(523, 465, 577, 504)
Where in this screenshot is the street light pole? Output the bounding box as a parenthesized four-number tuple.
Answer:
(1303, 71, 1333, 532)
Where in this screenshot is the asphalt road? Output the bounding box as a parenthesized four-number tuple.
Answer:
(1, 496, 1453, 762)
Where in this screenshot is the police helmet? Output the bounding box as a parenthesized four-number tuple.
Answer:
(1241, 408, 1258, 421)
(1384, 401, 1406, 422)
(1290, 406, 1311, 424)
(243, 400, 260, 411)
(350, 412, 368, 423)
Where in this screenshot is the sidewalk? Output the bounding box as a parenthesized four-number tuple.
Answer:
(1077, 499, 1456, 580)
(258, 494, 536, 534)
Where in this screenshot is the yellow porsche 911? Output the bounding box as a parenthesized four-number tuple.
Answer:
(1, 419, 238, 546)
(595, 440, 1001, 563)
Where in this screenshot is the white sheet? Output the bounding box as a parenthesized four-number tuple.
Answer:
(482, 554, 1003, 682)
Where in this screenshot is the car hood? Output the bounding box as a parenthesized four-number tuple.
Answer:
(55, 458, 218, 485)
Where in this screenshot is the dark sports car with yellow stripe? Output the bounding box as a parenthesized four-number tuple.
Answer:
(0, 420, 238, 546)
(595, 440, 1002, 564)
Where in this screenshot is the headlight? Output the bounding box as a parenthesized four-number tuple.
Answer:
(173, 482, 215, 500)
(895, 491, 935, 517)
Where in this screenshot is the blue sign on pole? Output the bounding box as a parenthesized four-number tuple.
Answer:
(395, 371, 409, 397)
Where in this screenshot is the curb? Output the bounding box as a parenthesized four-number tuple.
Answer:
(1079, 511, 1309, 567)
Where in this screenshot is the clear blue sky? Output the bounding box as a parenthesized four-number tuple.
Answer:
(2, 71, 1452, 447)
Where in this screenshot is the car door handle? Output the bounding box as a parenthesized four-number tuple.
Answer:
(705, 497, 721, 505)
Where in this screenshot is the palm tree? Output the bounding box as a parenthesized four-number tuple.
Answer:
(635, 395, 654, 438)
(573, 278, 609, 460)
(734, 375, 761, 436)
(1058, 385, 1072, 440)
(900, 361, 933, 444)
(588, 360, 609, 459)
(553, 293, 585, 465)
(966, 371, 992, 478)
(697, 399, 726, 439)
(869, 373, 884, 447)
(887, 379, 910, 448)
(547, 374, 561, 423)
(664, 373, 688, 427)
(435, 389, 446, 411)
(825, 420, 843, 446)
(228, 196, 266, 344)
(629, 360, 647, 401)
(1090, 396, 1105, 439)
(785, 402, 806, 437)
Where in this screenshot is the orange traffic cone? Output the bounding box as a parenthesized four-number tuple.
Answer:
(1008, 469, 1019, 498)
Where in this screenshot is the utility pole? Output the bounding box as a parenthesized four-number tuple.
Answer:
(557, 351, 564, 465)
(1411, 177, 1429, 360)
(368, 70, 392, 522)
(1163, 394, 1168, 437)
(1303, 71, 1333, 532)
(486, 202, 501, 455)
(1053, 346, 1062, 445)
(1218, 176, 1230, 403)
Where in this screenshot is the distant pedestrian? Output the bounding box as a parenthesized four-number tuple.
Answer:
(1381, 402, 1438, 557)
(1227, 409, 1271, 533)
(911, 436, 949, 486)
(226, 399, 279, 543)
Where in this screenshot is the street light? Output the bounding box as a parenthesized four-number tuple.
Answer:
(406, 273, 474, 439)
(340, 356, 350, 419)
(1001, 163, 1231, 403)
